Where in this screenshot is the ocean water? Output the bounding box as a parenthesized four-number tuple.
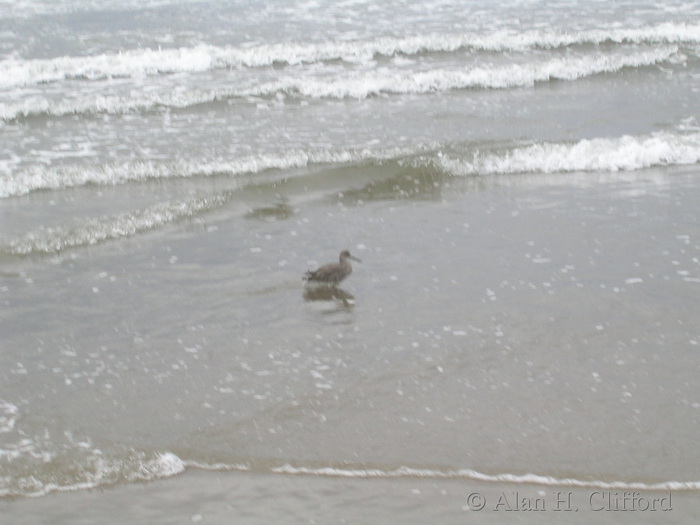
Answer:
(2, 0, 700, 521)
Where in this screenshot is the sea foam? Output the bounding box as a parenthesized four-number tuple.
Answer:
(248, 47, 678, 99)
(0, 46, 680, 121)
(4, 451, 699, 500)
(0, 146, 413, 198)
(270, 464, 700, 491)
(0, 451, 186, 499)
(434, 131, 700, 176)
(3, 196, 227, 255)
(1, 22, 698, 90)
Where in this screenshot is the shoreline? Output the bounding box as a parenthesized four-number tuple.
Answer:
(3, 469, 700, 524)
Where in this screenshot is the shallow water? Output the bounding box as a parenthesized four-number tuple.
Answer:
(1, 0, 700, 520)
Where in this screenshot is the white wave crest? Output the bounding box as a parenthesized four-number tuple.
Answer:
(4, 452, 699, 500)
(134, 452, 186, 481)
(436, 131, 700, 176)
(4, 196, 226, 255)
(0, 47, 677, 120)
(0, 402, 187, 498)
(469, 21, 700, 51)
(0, 147, 411, 198)
(0, 46, 216, 89)
(0, 88, 229, 122)
(250, 47, 677, 99)
(1, 22, 698, 90)
(271, 464, 700, 491)
(0, 451, 185, 499)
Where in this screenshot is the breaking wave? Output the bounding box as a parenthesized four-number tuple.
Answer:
(4, 396, 699, 498)
(0, 401, 190, 499)
(0, 146, 414, 198)
(270, 464, 700, 491)
(4, 452, 699, 500)
(2, 130, 697, 206)
(432, 130, 700, 176)
(249, 47, 678, 99)
(2, 196, 227, 255)
(1, 22, 698, 90)
(0, 47, 680, 121)
(0, 450, 186, 499)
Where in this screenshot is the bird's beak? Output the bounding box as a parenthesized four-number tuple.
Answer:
(349, 255, 362, 263)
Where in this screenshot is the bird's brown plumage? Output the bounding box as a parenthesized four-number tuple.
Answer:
(304, 250, 361, 285)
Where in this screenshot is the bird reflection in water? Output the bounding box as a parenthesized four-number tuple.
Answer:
(302, 250, 360, 309)
(303, 285, 355, 308)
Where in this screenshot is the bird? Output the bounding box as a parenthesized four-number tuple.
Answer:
(303, 250, 361, 285)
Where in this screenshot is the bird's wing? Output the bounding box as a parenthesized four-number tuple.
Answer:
(307, 263, 339, 282)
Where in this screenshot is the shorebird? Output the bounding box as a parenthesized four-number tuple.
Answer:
(303, 250, 361, 285)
